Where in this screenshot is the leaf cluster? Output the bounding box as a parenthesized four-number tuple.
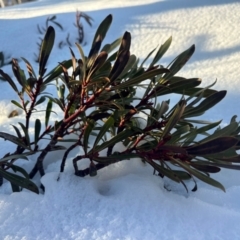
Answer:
(0, 14, 240, 194)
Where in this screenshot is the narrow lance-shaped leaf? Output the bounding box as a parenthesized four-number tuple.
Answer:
(0, 69, 18, 93)
(21, 57, 37, 78)
(18, 122, 30, 146)
(39, 26, 55, 77)
(109, 50, 130, 82)
(69, 47, 77, 73)
(114, 68, 169, 90)
(0, 132, 29, 149)
(186, 137, 238, 156)
(10, 164, 31, 179)
(75, 42, 86, 81)
(11, 125, 22, 139)
(45, 99, 53, 128)
(101, 37, 122, 54)
(163, 44, 195, 80)
(83, 120, 95, 154)
(12, 58, 24, 87)
(0, 168, 39, 194)
(0, 152, 35, 163)
(11, 100, 23, 110)
(93, 116, 115, 148)
(183, 90, 227, 118)
(149, 36, 172, 68)
(35, 96, 46, 106)
(91, 14, 112, 48)
(92, 153, 139, 163)
(162, 99, 186, 139)
(43, 59, 72, 84)
(92, 129, 135, 153)
(34, 119, 41, 145)
(118, 54, 137, 79)
(87, 51, 108, 81)
(171, 158, 225, 192)
(117, 31, 131, 56)
(190, 163, 221, 173)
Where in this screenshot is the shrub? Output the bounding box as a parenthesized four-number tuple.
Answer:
(0, 14, 240, 194)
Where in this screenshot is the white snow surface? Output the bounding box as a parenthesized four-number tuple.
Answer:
(1, 0, 240, 239)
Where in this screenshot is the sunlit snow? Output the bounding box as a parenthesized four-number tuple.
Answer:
(0, 0, 240, 239)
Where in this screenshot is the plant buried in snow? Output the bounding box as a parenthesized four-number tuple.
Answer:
(0, 14, 240, 194)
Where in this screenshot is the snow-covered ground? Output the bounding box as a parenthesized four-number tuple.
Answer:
(1, 0, 240, 239)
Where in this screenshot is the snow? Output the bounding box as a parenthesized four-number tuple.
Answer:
(1, 0, 240, 239)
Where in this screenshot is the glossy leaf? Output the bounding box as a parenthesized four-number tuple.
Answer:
(39, 26, 55, 77)
(164, 44, 195, 80)
(149, 36, 172, 68)
(93, 116, 114, 148)
(183, 90, 227, 118)
(0, 168, 39, 194)
(186, 137, 238, 156)
(91, 14, 112, 48)
(190, 163, 221, 173)
(172, 158, 225, 192)
(109, 50, 130, 82)
(45, 99, 53, 128)
(34, 119, 41, 144)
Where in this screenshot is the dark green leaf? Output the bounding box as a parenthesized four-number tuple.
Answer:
(45, 99, 53, 128)
(34, 119, 41, 144)
(11, 125, 22, 139)
(0, 69, 18, 92)
(93, 129, 135, 153)
(91, 14, 112, 48)
(183, 90, 227, 118)
(93, 116, 114, 148)
(39, 26, 55, 77)
(10, 164, 30, 179)
(43, 59, 72, 84)
(83, 120, 95, 153)
(35, 96, 46, 106)
(75, 42, 86, 80)
(109, 50, 130, 82)
(172, 158, 225, 192)
(164, 44, 195, 80)
(149, 36, 172, 68)
(0, 152, 32, 163)
(190, 163, 221, 173)
(114, 68, 169, 90)
(101, 37, 122, 54)
(18, 122, 30, 146)
(0, 168, 39, 194)
(162, 99, 186, 139)
(0, 132, 29, 149)
(186, 137, 238, 156)
(11, 100, 23, 110)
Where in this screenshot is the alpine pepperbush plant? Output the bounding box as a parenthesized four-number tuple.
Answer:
(0, 14, 240, 194)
